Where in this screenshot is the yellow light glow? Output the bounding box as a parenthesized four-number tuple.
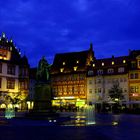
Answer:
(93, 64, 95, 67)
(112, 61, 114, 65)
(63, 62, 65, 65)
(8, 104, 13, 109)
(60, 68, 64, 72)
(74, 66, 77, 71)
(115, 98, 119, 101)
(112, 121, 118, 126)
(123, 60, 126, 63)
(102, 62, 104, 66)
(1, 104, 6, 108)
(76, 60, 79, 64)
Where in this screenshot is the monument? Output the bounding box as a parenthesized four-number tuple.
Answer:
(33, 56, 52, 111)
(27, 57, 58, 119)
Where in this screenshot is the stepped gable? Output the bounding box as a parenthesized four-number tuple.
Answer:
(0, 32, 21, 64)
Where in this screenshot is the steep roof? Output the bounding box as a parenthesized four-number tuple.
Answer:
(51, 50, 90, 74)
(0, 32, 27, 65)
(94, 56, 129, 68)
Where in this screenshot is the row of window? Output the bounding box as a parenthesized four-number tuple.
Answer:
(89, 78, 127, 85)
(130, 86, 139, 93)
(88, 67, 125, 76)
(52, 74, 85, 82)
(89, 88, 127, 94)
(130, 73, 139, 79)
(0, 64, 28, 76)
(0, 78, 28, 89)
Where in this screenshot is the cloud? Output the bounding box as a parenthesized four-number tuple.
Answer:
(0, 0, 140, 67)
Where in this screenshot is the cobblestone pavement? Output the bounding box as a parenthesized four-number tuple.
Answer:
(0, 113, 140, 140)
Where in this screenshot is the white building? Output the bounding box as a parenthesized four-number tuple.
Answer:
(0, 33, 29, 110)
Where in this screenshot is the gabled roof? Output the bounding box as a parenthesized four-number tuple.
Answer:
(51, 50, 90, 74)
(0, 32, 28, 65)
(129, 50, 140, 59)
(94, 56, 129, 68)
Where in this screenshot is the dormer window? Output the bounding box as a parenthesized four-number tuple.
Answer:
(93, 64, 95, 67)
(60, 68, 64, 72)
(63, 62, 65, 65)
(97, 69, 103, 75)
(123, 60, 126, 63)
(112, 61, 114, 65)
(102, 62, 104, 66)
(76, 60, 79, 64)
(73, 66, 78, 71)
(108, 68, 114, 74)
(118, 67, 124, 73)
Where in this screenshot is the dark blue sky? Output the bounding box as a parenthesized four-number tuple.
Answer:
(0, 0, 140, 67)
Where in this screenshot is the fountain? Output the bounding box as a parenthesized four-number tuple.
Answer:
(84, 104, 96, 125)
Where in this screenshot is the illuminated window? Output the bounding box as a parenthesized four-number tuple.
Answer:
(130, 86, 139, 93)
(63, 62, 65, 65)
(7, 78, 15, 89)
(73, 66, 77, 71)
(60, 68, 64, 72)
(10, 39, 13, 43)
(123, 60, 126, 63)
(112, 61, 114, 65)
(93, 64, 95, 67)
(102, 62, 104, 66)
(76, 60, 79, 64)
(7, 65, 15, 75)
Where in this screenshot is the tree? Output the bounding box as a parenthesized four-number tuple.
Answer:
(109, 81, 124, 103)
(0, 92, 27, 109)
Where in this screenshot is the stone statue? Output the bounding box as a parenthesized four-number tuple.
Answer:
(36, 56, 50, 82)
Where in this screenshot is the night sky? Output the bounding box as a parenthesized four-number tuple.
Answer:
(0, 0, 140, 67)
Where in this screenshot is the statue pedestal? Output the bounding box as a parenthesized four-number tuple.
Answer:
(26, 82, 59, 119)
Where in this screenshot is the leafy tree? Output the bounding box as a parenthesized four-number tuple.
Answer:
(109, 81, 124, 103)
(0, 92, 26, 107)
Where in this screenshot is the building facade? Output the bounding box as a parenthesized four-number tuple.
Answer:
(51, 44, 140, 109)
(87, 56, 129, 106)
(51, 44, 94, 108)
(128, 50, 140, 108)
(0, 33, 29, 110)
